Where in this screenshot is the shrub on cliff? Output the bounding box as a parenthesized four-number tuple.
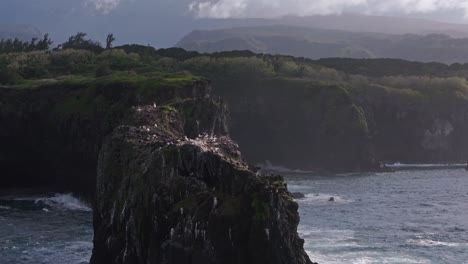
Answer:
(49, 49, 96, 75)
(97, 49, 141, 70)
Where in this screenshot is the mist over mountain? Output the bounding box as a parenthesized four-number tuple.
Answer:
(3, 0, 468, 48)
(3, 2, 468, 264)
(0, 24, 41, 41)
(176, 25, 468, 64)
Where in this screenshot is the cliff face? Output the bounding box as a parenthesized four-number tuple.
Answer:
(354, 87, 468, 164)
(211, 78, 373, 171)
(0, 77, 210, 193)
(91, 98, 312, 264)
(210, 76, 468, 169)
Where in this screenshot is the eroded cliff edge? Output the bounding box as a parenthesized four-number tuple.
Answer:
(0, 75, 210, 193)
(91, 97, 313, 264)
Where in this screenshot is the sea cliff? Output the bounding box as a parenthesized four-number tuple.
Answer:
(0, 74, 209, 193)
(91, 91, 312, 264)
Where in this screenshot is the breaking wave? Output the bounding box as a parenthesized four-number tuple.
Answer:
(256, 161, 316, 174)
(35, 194, 91, 212)
(386, 163, 465, 170)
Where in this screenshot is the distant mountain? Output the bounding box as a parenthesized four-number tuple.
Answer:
(191, 14, 468, 38)
(0, 24, 41, 41)
(269, 15, 468, 38)
(176, 25, 468, 64)
(4, 0, 468, 48)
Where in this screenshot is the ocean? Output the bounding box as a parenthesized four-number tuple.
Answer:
(285, 167, 468, 264)
(1, 166, 467, 264)
(0, 193, 93, 264)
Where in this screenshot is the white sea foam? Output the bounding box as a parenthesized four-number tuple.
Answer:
(256, 161, 315, 174)
(407, 239, 468, 247)
(306, 249, 431, 264)
(298, 193, 353, 205)
(299, 228, 361, 250)
(386, 163, 465, 169)
(35, 194, 91, 212)
(0, 205, 11, 210)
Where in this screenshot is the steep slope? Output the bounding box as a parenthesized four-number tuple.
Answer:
(212, 78, 372, 170)
(91, 92, 313, 264)
(177, 25, 468, 63)
(0, 74, 208, 193)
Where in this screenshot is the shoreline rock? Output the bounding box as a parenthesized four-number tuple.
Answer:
(91, 99, 313, 264)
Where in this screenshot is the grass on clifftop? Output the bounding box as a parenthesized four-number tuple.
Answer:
(1, 71, 203, 90)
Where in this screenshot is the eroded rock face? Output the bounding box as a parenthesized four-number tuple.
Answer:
(0, 80, 211, 193)
(91, 99, 312, 264)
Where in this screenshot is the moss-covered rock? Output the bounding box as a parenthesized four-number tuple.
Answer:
(212, 77, 373, 171)
(91, 100, 313, 264)
(0, 74, 211, 193)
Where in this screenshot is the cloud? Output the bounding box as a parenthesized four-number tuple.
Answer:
(189, 0, 468, 18)
(85, 0, 122, 14)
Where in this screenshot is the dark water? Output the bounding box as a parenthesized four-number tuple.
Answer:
(0, 193, 93, 264)
(284, 168, 468, 264)
(1, 168, 467, 264)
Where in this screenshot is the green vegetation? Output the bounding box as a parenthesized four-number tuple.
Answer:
(2, 32, 468, 168)
(251, 194, 270, 222)
(0, 34, 52, 53)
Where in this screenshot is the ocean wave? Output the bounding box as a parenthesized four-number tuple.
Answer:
(35, 194, 91, 212)
(298, 193, 353, 205)
(446, 227, 466, 232)
(0, 205, 11, 210)
(306, 250, 431, 264)
(386, 163, 466, 169)
(256, 161, 316, 174)
(407, 239, 468, 247)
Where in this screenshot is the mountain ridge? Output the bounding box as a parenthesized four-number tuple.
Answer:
(0, 24, 41, 41)
(177, 25, 468, 64)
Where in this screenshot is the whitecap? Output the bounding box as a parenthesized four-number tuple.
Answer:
(306, 249, 431, 264)
(386, 163, 465, 170)
(256, 161, 316, 174)
(0, 205, 11, 210)
(298, 193, 353, 205)
(407, 239, 468, 247)
(35, 194, 91, 212)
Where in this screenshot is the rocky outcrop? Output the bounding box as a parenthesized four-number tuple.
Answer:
(356, 93, 468, 164)
(91, 98, 313, 264)
(212, 78, 373, 171)
(0, 78, 211, 193)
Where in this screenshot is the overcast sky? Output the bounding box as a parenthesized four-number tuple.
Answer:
(82, 0, 468, 19)
(2, 0, 468, 47)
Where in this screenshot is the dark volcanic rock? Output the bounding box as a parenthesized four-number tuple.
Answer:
(91, 99, 312, 264)
(0, 79, 211, 193)
(291, 192, 306, 199)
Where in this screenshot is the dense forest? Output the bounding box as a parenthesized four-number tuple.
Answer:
(2, 33, 468, 169)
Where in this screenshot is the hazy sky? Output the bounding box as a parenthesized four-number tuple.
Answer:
(188, 0, 468, 18)
(2, 0, 468, 47)
(82, 0, 468, 18)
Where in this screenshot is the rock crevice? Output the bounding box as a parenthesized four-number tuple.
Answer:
(91, 97, 312, 264)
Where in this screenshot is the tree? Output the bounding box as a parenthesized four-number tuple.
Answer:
(106, 33, 115, 49)
(36, 34, 53, 51)
(58, 32, 103, 53)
